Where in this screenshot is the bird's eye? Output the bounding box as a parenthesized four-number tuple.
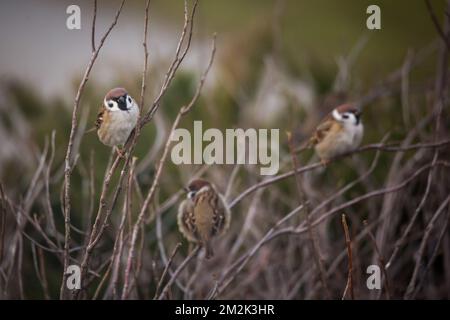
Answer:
(342, 114, 349, 119)
(187, 191, 196, 199)
(108, 102, 114, 108)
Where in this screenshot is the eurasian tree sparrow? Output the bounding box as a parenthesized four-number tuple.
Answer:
(177, 179, 231, 259)
(96, 87, 139, 156)
(309, 103, 363, 164)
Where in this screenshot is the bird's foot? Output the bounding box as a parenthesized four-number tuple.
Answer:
(321, 158, 330, 167)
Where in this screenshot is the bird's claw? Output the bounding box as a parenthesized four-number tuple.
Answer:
(321, 159, 330, 167)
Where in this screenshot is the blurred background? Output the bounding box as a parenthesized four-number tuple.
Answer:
(0, 0, 444, 179)
(0, 0, 449, 299)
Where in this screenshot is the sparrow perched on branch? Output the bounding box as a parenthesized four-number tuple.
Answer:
(177, 179, 230, 259)
(96, 87, 139, 156)
(308, 103, 363, 164)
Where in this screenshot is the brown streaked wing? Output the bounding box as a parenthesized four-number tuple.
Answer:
(309, 115, 334, 146)
(95, 107, 105, 129)
(210, 193, 226, 236)
(183, 204, 198, 240)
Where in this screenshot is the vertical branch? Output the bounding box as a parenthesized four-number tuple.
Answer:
(81, 4, 201, 283)
(142, 0, 199, 125)
(153, 243, 181, 299)
(402, 1, 450, 300)
(157, 246, 200, 300)
(92, 157, 137, 300)
(38, 247, 51, 300)
(155, 192, 188, 293)
(60, 0, 126, 299)
(44, 132, 60, 249)
(404, 196, 450, 299)
(424, 0, 450, 49)
(140, 0, 151, 111)
(78, 1, 199, 288)
(91, 0, 97, 52)
(210, 203, 306, 300)
(122, 34, 216, 299)
(411, 208, 450, 298)
(287, 132, 330, 299)
(341, 214, 354, 300)
(86, 150, 96, 237)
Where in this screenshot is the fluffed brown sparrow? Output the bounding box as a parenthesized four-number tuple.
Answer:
(177, 179, 230, 259)
(308, 103, 363, 164)
(96, 87, 139, 156)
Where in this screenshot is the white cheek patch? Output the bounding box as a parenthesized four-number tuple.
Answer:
(128, 99, 139, 112)
(104, 99, 120, 112)
(332, 109, 342, 121)
(126, 97, 133, 109)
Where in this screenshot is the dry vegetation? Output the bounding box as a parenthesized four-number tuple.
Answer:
(0, 0, 449, 299)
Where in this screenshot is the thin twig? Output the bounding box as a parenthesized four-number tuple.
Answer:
(341, 214, 354, 300)
(91, 0, 97, 52)
(122, 34, 217, 300)
(287, 131, 330, 299)
(231, 139, 450, 209)
(214, 160, 450, 299)
(143, 0, 199, 125)
(404, 195, 450, 299)
(157, 246, 200, 300)
(210, 203, 306, 299)
(154, 243, 181, 299)
(62, 0, 126, 299)
(424, 0, 450, 49)
(411, 208, 450, 298)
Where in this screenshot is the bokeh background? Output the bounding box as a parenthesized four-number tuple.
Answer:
(0, 0, 449, 299)
(0, 0, 444, 180)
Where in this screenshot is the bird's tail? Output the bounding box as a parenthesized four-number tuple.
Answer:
(302, 154, 325, 201)
(84, 127, 97, 135)
(294, 139, 312, 154)
(308, 153, 325, 174)
(203, 240, 214, 259)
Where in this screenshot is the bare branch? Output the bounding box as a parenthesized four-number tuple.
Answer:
(154, 243, 181, 299)
(404, 195, 450, 299)
(231, 139, 450, 209)
(143, 0, 199, 125)
(424, 0, 450, 49)
(122, 34, 217, 300)
(287, 131, 330, 299)
(157, 246, 200, 300)
(61, 0, 126, 299)
(91, 0, 97, 52)
(341, 214, 354, 300)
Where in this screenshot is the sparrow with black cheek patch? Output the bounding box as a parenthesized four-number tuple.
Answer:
(96, 87, 139, 156)
(308, 103, 363, 164)
(177, 179, 231, 259)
